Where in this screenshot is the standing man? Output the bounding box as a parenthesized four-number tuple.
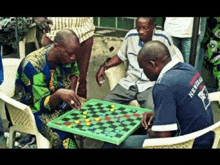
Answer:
(33, 17, 95, 99)
(164, 17, 206, 72)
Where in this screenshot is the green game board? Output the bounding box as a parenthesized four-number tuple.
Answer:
(47, 99, 152, 145)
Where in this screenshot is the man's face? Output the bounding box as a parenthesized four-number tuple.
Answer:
(57, 39, 80, 65)
(138, 56, 160, 81)
(137, 18, 156, 43)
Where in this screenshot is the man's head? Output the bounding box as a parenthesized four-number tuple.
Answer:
(138, 41, 171, 81)
(136, 17, 156, 43)
(53, 29, 80, 65)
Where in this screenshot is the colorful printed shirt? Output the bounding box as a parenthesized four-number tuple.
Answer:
(13, 45, 80, 114)
(203, 17, 220, 91)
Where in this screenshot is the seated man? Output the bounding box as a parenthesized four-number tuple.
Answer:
(13, 29, 82, 149)
(103, 41, 214, 148)
(96, 17, 182, 110)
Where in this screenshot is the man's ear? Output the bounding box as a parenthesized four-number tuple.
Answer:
(54, 43, 59, 49)
(149, 60, 156, 68)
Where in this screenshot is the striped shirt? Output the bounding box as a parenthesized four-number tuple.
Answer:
(46, 17, 95, 43)
(117, 29, 182, 93)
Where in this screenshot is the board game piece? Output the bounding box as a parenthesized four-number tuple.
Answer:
(47, 99, 152, 145)
(105, 131, 109, 134)
(89, 127, 95, 131)
(85, 119, 90, 122)
(85, 122, 91, 126)
(74, 120, 80, 124)
(119, 119, 124, 123)
(131, 109, 137, 113)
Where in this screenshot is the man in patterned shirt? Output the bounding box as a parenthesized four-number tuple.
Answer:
(13, 29, 83, 148)
(33, 17, 95, 99)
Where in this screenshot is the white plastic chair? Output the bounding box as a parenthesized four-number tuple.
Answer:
(0, 58, 50, 148)
(0, 91, 51, 148)
(19, 24, 40, 59)
(0, 58, 21, 97)
(0, 58, 22, 120)
(142, 91, 220, 149)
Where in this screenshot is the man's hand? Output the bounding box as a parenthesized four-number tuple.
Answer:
(33, 17, 53, 33)
(96, 65, 106, 87)
(141, 111, 154, 130)
(56, 89, 81, 109)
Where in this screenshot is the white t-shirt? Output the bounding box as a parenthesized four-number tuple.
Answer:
(164, 17, 200, 38)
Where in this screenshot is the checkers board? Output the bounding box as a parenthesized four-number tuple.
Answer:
(47, 99, 152, 145)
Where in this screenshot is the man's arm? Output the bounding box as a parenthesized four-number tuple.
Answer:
(96, 55, 123, 87)
(49, 88, 81, 110)
(141, 112, 172, 138)
(69, 75, 78, 92)
(147, 128, 172, 138)
(151, 84, 178, 138)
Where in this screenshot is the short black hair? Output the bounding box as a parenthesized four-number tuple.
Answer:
(136, 17, 157, 24)
(138, 40, 171, 61)
(54, 29, 78, 46)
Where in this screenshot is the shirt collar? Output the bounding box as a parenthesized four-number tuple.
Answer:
(45, 45, 57, 70)
(157, 58, 182, 83)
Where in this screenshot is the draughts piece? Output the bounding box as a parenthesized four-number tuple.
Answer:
(85, 122, 91, 126)
(95, 117, 100, 122)
(75, 120, 80, 124)
(85, 119, 90, 122)
(111, 105, 115, 108)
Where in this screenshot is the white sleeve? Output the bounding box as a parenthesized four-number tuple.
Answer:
(117, 36, 128, 61)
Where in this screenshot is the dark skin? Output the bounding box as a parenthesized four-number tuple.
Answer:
(33, 17, 53, 33)
(138, 41, 173, 138)
(46, 30, 82, 110)
(96, 17, 156, 86)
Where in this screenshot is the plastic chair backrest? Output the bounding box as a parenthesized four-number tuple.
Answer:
(0, 91, 37, 132)
(105, 63, 126, 90)
(0, 58, 21, 97)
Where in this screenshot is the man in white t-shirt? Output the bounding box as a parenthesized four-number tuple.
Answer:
(164, 17, 206, 72)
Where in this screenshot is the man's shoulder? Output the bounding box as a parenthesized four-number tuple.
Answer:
(153, 29, 172, 45)
(154, 29, 170, 36)
(21, 46, 49, 72)
(158, 62, 195, 85)
(124, 29, 139, 40)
